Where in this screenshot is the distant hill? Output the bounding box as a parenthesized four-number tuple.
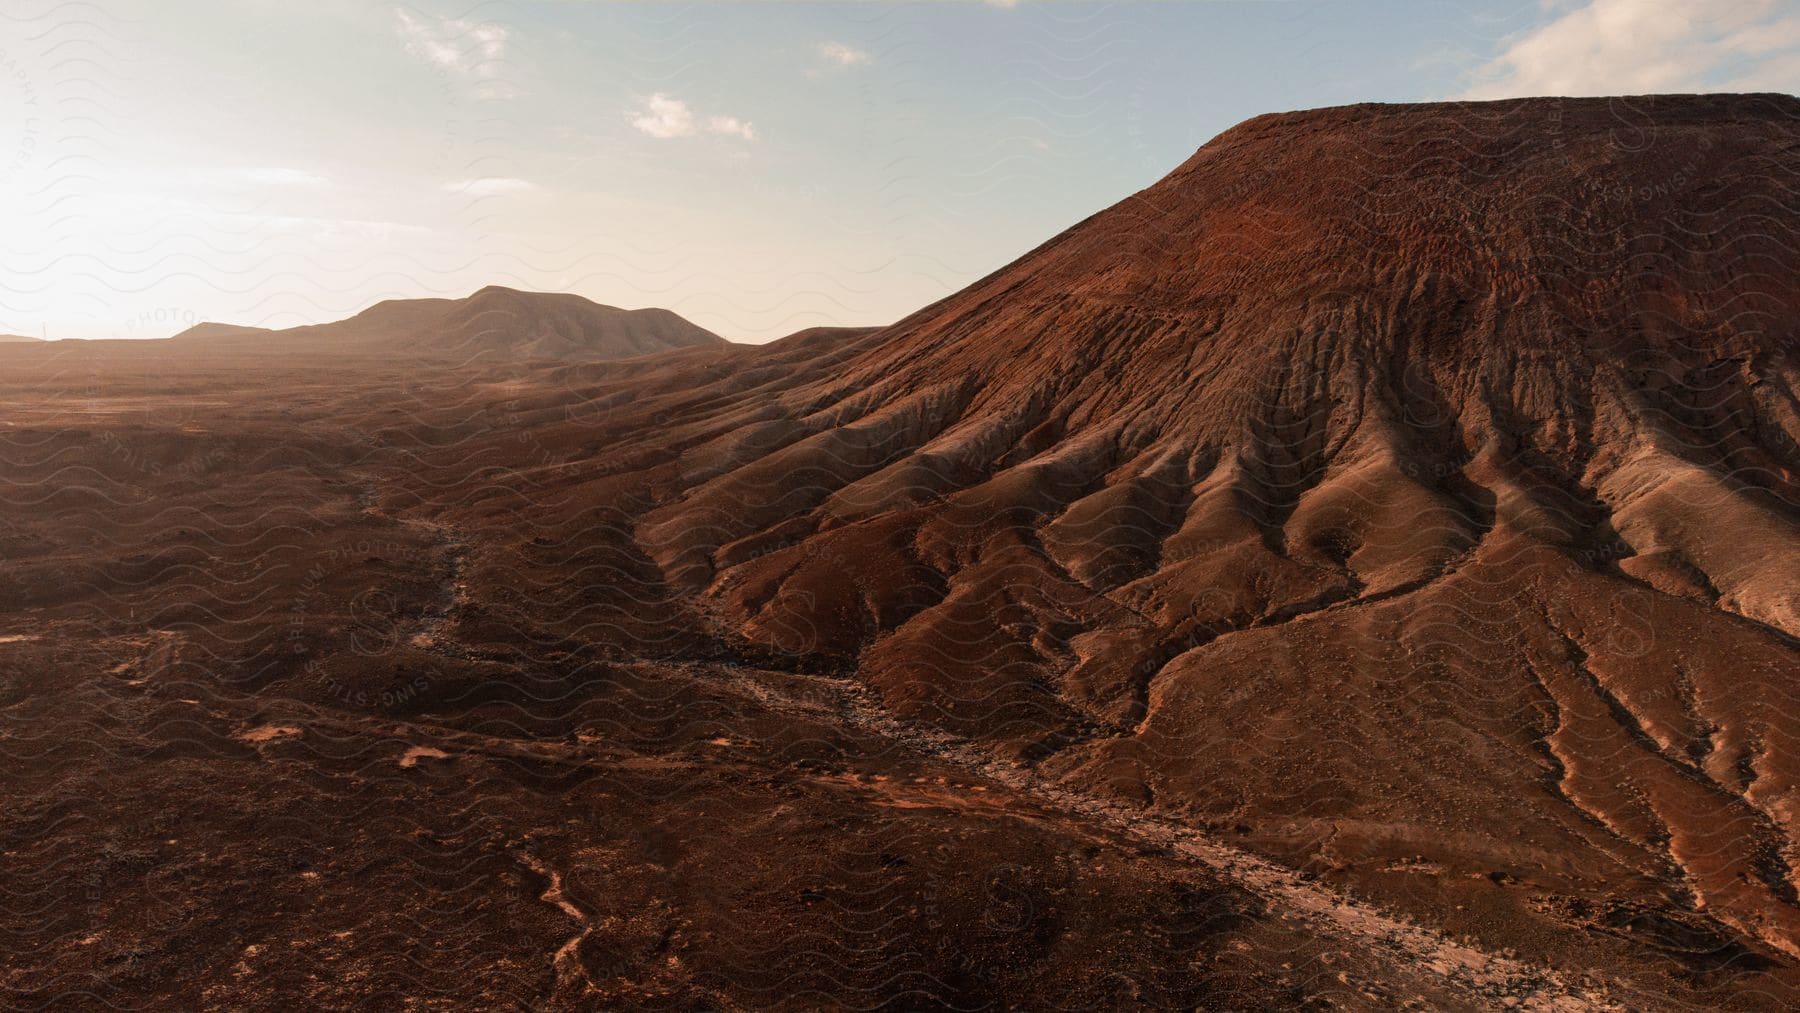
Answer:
(169, 322, 273, 341)
(174, 286, 727, 361)
(0, 333, 43, 343)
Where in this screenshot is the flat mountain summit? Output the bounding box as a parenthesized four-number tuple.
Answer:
(174, 285, 725, 360)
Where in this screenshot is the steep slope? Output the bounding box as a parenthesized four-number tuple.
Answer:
(176, 285, 726, 361)
(450, 94, 1800, 965)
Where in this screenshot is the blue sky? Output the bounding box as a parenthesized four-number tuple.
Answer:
(2, 0, 1796, 341)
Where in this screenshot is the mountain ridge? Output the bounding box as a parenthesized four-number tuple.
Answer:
(174, 284, 727, 360)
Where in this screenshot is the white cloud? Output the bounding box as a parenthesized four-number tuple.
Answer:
(628, 93, 755, 142)
(707, 115, 757, 141)
(631, 93, 696, 138)
(817, 41, 870, 68)
(1463, 0, 1800, 99)
(442, 177, 536, 196)
(395, 9, 509, 79)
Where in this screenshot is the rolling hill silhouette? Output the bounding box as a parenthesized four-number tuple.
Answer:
(174, 285, 725, 360)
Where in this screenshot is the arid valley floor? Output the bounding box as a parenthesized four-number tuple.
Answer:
(6, 95, 1800, 1009)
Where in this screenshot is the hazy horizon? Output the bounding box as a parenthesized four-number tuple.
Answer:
(4, 0, 1797, 342)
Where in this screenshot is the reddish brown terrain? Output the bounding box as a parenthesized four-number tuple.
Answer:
(4, 94, 1800, 1009)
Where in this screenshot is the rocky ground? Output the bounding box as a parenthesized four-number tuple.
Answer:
(6, 94, 1800, 1008)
